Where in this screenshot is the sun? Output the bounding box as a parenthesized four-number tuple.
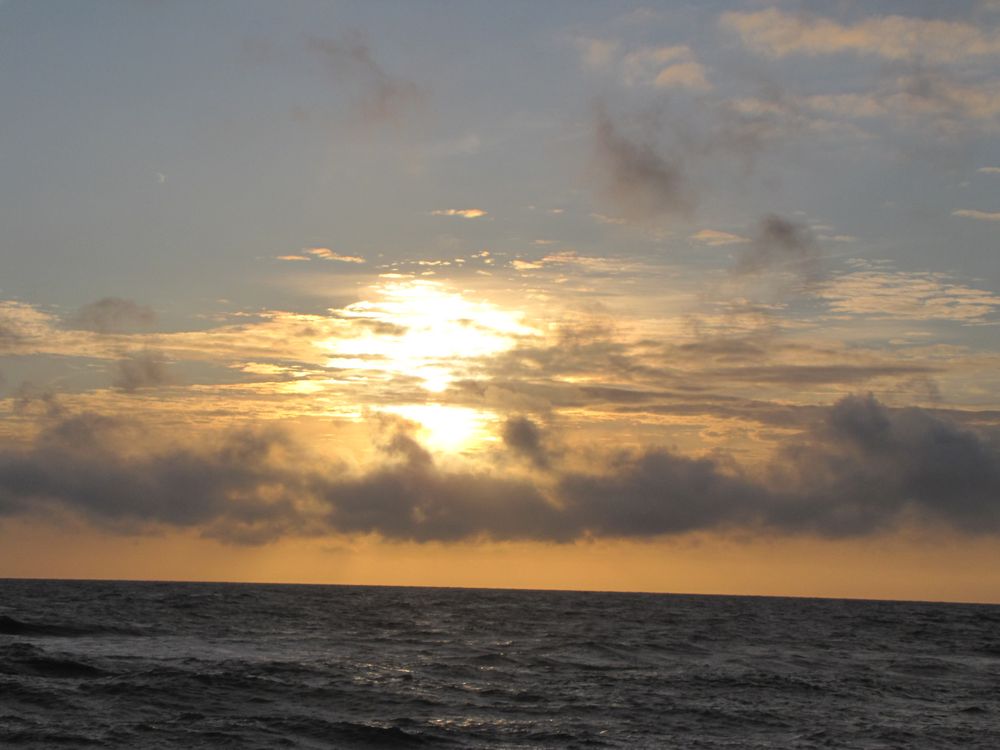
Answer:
(318, 279, 533, 452)
(383, 403, 496, 454)
(323, 279, 534, 391)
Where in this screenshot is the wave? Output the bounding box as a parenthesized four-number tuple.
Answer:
(0, 614, 145, 638)
(0, 642, 108, 679)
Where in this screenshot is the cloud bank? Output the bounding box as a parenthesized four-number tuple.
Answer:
(2, 396, 997, 545)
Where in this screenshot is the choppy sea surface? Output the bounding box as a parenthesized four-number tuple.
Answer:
(1, 579, 998, 748)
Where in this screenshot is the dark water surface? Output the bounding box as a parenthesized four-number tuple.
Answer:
(1, 579, 998, 748)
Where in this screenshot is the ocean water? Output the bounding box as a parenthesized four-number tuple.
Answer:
(1, 580, 998, 748)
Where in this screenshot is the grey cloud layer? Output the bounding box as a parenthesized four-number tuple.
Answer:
(1, 396, 997, 544)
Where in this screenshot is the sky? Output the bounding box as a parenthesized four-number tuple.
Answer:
(1, 0, 999, 602)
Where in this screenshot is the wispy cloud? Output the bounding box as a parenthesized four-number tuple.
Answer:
(621, 45, 711, 90)
(952, 208, 1000, 221)
(67, 297, 156, 334)
(819, 268, 1000, 321)
(431, 209, 488, 219)
(113, 351, 174, 393)
(732, 215, 821, 280)
(307, 247, 366, 263)
(574, 37, 712, 91)
(805, 74, 1000, 131)
(307, 34, 423, 124)
(592, 107, 694, 220)
(690, 229, 749, 246)
(721, 8, 1000, 63)
(650, 61, 711, 91)
(512, 259, 544, 271)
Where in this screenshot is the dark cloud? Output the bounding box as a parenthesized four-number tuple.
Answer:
(565, 394, 1000, 538)
(68, 298, 156, 334)
(502, 416, 551, 469)
(592, 107, 694, 220)
(112, 351, 173, 393)
(588, 89, 815, 222)
(559, 449, 762, 537)
(307, 35, 422, 124)
(1, 396, 997, 544)
(0, 415, 312, 544)
(733, 214, 822, 280)
(768, 394, 1000, 535)
(319, 461, 565, 543)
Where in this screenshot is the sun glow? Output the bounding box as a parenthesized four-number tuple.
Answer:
(322, 280, 535, 391)
(385, 403, 496, 453)
(315, 280, 531, 452)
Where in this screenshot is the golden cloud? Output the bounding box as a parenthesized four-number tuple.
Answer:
(431, 209, 488, 219)
(307, 248, 367, 263)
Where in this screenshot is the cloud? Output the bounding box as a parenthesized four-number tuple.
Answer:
(651, 62, 711, 91)
(592, 107, 694, 220)
(621, 45, 711, 90)
(501, 416, 551, 469)
(307, 247, 366, 263)
(512, 259, 544, 271)
(67, 298, 156, 334)
(276, 254, 310, 262)
(112, 351, 173, 393)
(307, 35, 422, 124)
(562, 394, 1000, 538)
(0, 414, 313, 544)
(702, 364, 938, 387)
(2, 395, 996, 543)
(590, 212, 627, 225)
(0, 320, 25, 352)
(818, 269, 1000, 321)
(721, 8, 1000, 63)
(732, 214, 821, 279)
(690, 229, 749, 246)
(576, 39, 712, 90)
(952, 209, 1000, 221)
(430, 209, 487, 219)
(721, 93, 868, 144)
(805, 73, 1000, 131)
(978, 167, 1000, 174)
(767, 394, 1000, 536)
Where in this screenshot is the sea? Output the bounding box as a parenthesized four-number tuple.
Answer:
(1, 579, 997, 748)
